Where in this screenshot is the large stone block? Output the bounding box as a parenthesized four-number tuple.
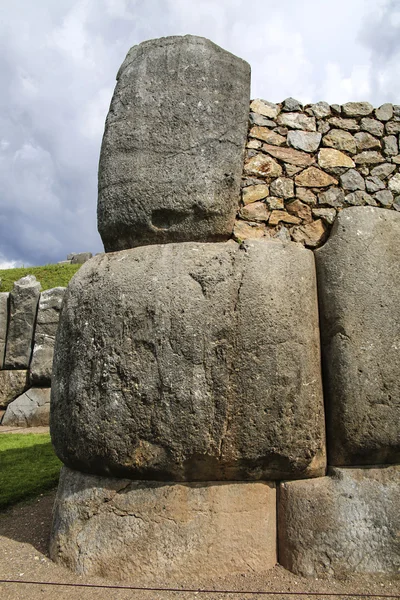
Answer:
(315, 207, 400, 465)
(0, 292, 9, 368)
(30, 287, 65, 386)
(4, 275, 41, 369)
(51, 240, 326, 481)
(0, 370, 28, 409)
(2, 387, 50, 427)
(278, 466, 400, 577)
(50, 467, 276, 584)
(97, 36, 251, 251)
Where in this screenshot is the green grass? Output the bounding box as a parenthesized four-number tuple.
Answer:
(0, 263, 81, 292)
(0, 434, 62, 509)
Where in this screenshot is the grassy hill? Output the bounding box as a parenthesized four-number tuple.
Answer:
(0, 263, 82, 292)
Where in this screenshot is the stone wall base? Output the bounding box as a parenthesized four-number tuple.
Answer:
(50, 467, 277, 585)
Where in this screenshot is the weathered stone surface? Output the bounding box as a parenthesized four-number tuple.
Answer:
(0, 370, 28, 409)
(383, 135, 398, 156)
(340, 168, 366, 191)
(361, 118, 384, 137)
(374, 189, 393, 207)
(385, 121, 400, 135)
(394, 196, 400, 211)
(317, 120, 330, 134)
(262, 145, 315, 167)
(278, 466, 400, 577)
(2, 388, 50, 427)
(392, 155, 400, 164)
(268, 210, 301, 226)
(296, 187, 317, 206)
(50, 467, 277, 584)
(365, 176, 385, 193)
(322, 129, 356, 154)
(388, 173, 400, 194)
(249, 126, 285, 145)
(269, 177, 294, 199)
(282, 97, 302, 112)
(318, 187, 345, 207)
(239, 202, 270, 222)
(233, 220, 266, 241)
(287, 131, 321, 153)
(318, 148, 354, 170)
(51, 242, 326, 481)
(315, 207, 400, 465)
(354, 151, 385, 165)
(311, 208, 336, 224)
(354, 131, 381, 151)
(328, 117, 359, 132)
(344, 190, 376, 206)
(286, 200, 312, 222)
(310, 102, 331, 119)
(242, 184, 269, 205)
(70, 252, 92, 265)
(249, 113, 276, 127)
(375, 103, 393, 121)
(244, 154, 282, 179)
(285, 164, 304, 176)
(342, 101, 373, 117)
(97, 36, 251, 251)
(4, 276, 41, 369)
(277, 113, 316, 132)
(291, 220, 327, 248)
(370, 162, 396, 179)
(0, 292, 9, 368)
(295, 167, 338, 188)
(266, 196, 284, 210)
(246, 138, 262, 150)
(250, 98, 280, 119)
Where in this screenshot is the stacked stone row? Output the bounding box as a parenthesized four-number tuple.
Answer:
(0, 277, 64, 426)
(234, 97, 400, 247)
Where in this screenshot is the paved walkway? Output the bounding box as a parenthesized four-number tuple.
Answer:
(0, 426, 50, 434)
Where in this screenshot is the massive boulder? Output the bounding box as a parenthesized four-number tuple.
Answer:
(97, 35, 251, 251)
(51, 239, 326, 481)
(0, 292, 9, 368)
(315, 207, 400, 465)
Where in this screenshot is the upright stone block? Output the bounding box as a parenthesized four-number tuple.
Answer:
(50, 467, 276, 584)
(97, 35, 251, 251)
(315, 207, 400, 465)
(30, 287, 65, 385)
(51, 240, 326, 481)
(278, 466, 400, 577)
(4, 275, 41, 369)
(0, 292, 9, 368)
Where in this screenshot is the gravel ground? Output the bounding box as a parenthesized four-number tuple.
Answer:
(0, 490, 399, 600)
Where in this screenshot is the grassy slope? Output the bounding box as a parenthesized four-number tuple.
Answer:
(0, 434, 62, 509)
(0, 263, 81, 292)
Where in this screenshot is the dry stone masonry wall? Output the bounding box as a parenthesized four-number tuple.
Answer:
(235, 98, 400, 248)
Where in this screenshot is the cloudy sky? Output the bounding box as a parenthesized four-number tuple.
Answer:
(1, 0, 400, 267)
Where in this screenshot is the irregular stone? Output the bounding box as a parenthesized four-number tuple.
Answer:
(354, 132, 381, 151)
(342, 101, 373, 117)
(246, 149, 257, 159)
(317, 120, 330, 134)
(388, 173, 400, 194)
(274, 226, 291, 243)
(365, 176, 385, 193)
(250, 98, 280, 119)
(270, 177, 294, 199)
(260, 131, 286, 147)
(285, 200, 312, 222)
(277, 113, 316, 132)
(370, 162, 396, 179)
(30, 287, 66, 386)
(311, 208, 336, 224)
(242, 178, 265, 187)
(296, 187, 317, 206)
(360, 118, 384, 137)
(282, 97, 302, 112)
(278, 466, 400, 577)
(340, 168, 366, 191)
(318, 187, 345, 208)
(375, 103, 393, 121)
(249, 113, 276, 127)
(242, 184, 269, 205)
(287, 131, 321, 153)
(328, 117, 359, 132)
(393, 105, 400, 119)
(70, 252, 92, 265)
(284, 164, 304, 176)
(233, 220, 266, 241)
(391, 155, 400, 164)
(246, 139, 262, 149)
(239, 202, 270, 222)
(0, 292, 9, 368)
(268, 211, 301, 226)
(244, 154, 282, 179)
(383, 135, 398, 156)
(315, 207, 400, 465)
(317, 148, 354, 171)
(98, 36, 251, 251)
(50, 467, 277, 584)
(51, 241, 326, 481)
(358, 166, 369, 176)
(394, 196, 400, 211)
(354, 151, 385, 165)
(262, 144, 315, 167)
(374, 189, 393, 207)
(4, 276, 41, 369)
(0, 370, 28, 409)
(322, 129, 356, 154)
(295, 167, 338, 188)
(2, 388, 51, 427)
(249, 126, 283, 144)
(274, 126, 288, 136)
(344, 191, 376, 206)
(291, 220, 327, 248)
(331, 104, 341, 114)
(310, 102, 331, 119)
(385, 121, 400, 135)
(266, 196, 284, 210)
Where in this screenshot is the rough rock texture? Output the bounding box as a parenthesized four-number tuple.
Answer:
(70, 252, 92, 265)
(2, 387, 51, 427)
(51, 240, 326, 481)
(98, 35, 250, 251)
(315, 207, 400, 465)
(278, 466, 400, 577)
(30, 287, 65, 386)
(0, 292, 9, 368)
(50, 467, 276, 584)
(4, 276, 41, 369)
(0, 370, 28, 409)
